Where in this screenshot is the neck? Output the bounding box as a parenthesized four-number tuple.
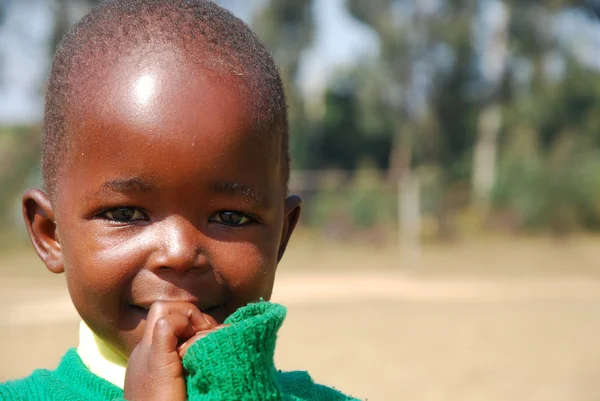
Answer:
(77, 321, 127, 389)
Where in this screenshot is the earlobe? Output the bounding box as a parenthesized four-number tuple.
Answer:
(22, 189, 64, 274)
(277, 194, 302, 262)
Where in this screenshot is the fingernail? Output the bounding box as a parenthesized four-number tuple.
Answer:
(202, 313, 213, 328)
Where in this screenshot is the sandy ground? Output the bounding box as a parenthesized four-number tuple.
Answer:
(2, 236, 600, 401)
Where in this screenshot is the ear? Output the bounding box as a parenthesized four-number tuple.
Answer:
(22, 188, 64, 274)
(277, 194, 302, 263)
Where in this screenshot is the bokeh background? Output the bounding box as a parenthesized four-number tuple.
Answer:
(3, 1, 600, 400)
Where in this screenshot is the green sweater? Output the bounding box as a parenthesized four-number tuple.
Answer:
(0, 302, 359, 400)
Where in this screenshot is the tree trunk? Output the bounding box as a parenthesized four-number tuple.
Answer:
(398, 166, 421, 265)
(390, 126, 421, 266)
(472, 0, 510, 213)
(472, 103, 502, 210)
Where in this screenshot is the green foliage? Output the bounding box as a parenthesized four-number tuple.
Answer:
(493, 126, 600, 232)
(316, 79, 392, 171)
(307, 168, 396, 234)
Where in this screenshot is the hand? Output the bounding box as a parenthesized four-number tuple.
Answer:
(123, 301, 217, 401)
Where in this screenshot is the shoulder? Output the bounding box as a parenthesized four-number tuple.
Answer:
(0, 348, 123, 401)
(277, 370, 362, 401)
(0, 367, 57, 400)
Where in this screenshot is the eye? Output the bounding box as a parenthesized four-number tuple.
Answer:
(102, 207, 147, 222)
(211, 211, 252, 226)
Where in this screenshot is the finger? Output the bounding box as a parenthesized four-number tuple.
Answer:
(177, 324, 229, 358)
(142, 301, 213, 345)
(177, 330, 217, 359)
(152, 313, 196, 356)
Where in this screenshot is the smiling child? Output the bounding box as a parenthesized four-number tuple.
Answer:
(0, 1, 357, 400)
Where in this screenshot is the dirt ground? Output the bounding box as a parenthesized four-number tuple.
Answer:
(2, 235, 600, 401)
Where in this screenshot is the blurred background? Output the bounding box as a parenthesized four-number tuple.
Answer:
(3, 0, 600, 400)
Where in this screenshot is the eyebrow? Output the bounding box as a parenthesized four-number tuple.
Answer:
(212, 181, 268, 208)
(93, 177, 157, 197)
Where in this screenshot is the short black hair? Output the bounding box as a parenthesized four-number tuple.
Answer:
(43, 0, 289, 199)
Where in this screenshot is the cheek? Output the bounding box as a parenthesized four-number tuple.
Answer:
(60, 225, 149, 296)
(213, 239, 277, 298)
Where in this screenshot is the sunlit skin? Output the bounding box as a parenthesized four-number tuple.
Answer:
(23, 49, 301, 399)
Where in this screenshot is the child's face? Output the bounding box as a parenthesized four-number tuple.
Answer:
(26, 58, 300, 358)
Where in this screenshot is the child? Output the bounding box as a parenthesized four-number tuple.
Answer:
(0, 1, 358, 400)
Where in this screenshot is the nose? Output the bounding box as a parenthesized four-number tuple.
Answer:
(148, 216, 209, 274)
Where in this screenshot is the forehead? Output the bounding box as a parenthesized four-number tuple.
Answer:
(69, 48, 253, 137)
(58, 49, 281, 199)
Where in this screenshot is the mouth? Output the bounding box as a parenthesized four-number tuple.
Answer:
(129, 303, 222, 318)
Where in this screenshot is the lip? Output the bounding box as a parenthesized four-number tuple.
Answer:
(128, 303, 227, 325)
(128, 301, 222, 314)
